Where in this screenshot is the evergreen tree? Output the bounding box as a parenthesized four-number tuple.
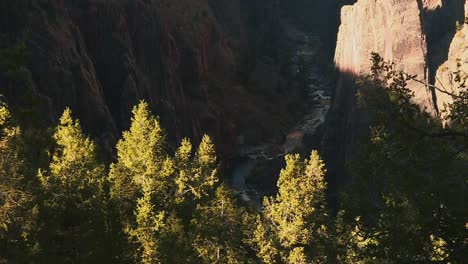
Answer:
(175, 136, 219, 210)
(109, 101, 174, 220)
(109, 101, 181, 262)
(37, 108, 107, 263)
(190, 185, 249, 263)
(191, 135, 219, 200)
(254, 151, 330, 263)
(252, 216, 282, 263)
(127, 178, 166, 264)
(157, 212, 190, 264)
(339, 53, 468, 263)
(0, 105, 38, 262)
(127, 176, 189, 264)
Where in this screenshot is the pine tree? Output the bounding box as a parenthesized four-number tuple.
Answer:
(157, 212, 190, 263)
(252, 215, 281, 263)
(0, 105, 38, 262)
(190, 185, 249, 263)
(287, 247, 308, 264)
(128, 177, 189, 264)
(191, 135, 219, 200)
(174, 138, 194, 205)
(335, 213, 378, 264)
(127, 178, 166, 264)
(38, 108, 107, 263)
(109, 101, 177, 262)
(109, 101, 174, 219)
(175, 135, 219, 207)
(340, 53, 468, 262)
(254, 151, 330, 263)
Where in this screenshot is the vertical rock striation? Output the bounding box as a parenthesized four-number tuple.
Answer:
(325, 0, 466, 194)
(435, 2, 468, 112)
(334, 0, 434, 111)
(0, 0, 310, 157)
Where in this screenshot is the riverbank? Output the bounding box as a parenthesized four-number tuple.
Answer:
(228, 24, 334, 204)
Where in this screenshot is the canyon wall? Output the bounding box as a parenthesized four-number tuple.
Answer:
(0, 0, 315, 157)
(435, 2, 468, 112)
(334, 0, 465, 112)
(327, 0, 432, 192)
(334, 0, 434, 111)
(325, 0, 466, 191)
(2, 0, 464, 185)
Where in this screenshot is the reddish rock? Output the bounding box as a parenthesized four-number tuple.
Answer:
(334, 0, 435, 112)
(435, 2, 468, 114)
(0, 0, 308, 158)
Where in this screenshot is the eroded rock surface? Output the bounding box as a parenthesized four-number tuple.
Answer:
(334, 0, 434, 111)
(1, 0, 313, 157)
(435, 3, 468, 112)
(324, 0, 466, 195)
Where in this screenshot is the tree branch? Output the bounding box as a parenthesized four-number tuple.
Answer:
(409, 76, 468, 100)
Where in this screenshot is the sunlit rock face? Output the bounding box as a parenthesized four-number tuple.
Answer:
(334, 0, 435, 112)
(435, 2, 468, 112)
(324, 0, 466, 188)
(420, 0, 466, 89)
(422, 0, 442, 10)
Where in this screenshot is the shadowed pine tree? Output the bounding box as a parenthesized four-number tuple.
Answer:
(37, 108, 107, 263)
(254, 151, 330, 263)
(338, 53, 468, 263)
(0, 105, 38, 263)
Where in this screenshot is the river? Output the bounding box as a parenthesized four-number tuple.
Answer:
(229, 25, 332, 204)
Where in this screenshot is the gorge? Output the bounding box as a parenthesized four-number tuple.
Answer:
(1, 1, 467, 263)
(1, 0, 466, 197)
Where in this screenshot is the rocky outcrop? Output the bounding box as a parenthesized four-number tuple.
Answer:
(334, 0, 434, 111)
(435, 2, 468, 112)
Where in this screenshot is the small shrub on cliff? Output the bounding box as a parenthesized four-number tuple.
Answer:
(455, 21, 463, 32)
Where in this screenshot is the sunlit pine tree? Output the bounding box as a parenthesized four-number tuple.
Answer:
(38, 108, 107, 262)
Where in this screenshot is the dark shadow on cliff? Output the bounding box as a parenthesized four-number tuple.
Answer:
(418, 0, 465, 86)
(233, 67, 364, 209)
(278, 0, 357, 60)
(320, 69, 369, 210)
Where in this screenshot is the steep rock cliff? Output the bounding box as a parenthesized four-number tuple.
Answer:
(324, 0, 466, 193)
(420, 0, 466, 107)
(334, 0, 434, 111)
(435, 2, 468, 112)
(326, 0, 431, 192)
(0, 0, 308, 157)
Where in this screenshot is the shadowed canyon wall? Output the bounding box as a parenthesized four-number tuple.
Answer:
(0, 0, 321, 157)
(434, 1, 468, 111)
(1, 0, 465, 192)
(334, 0, 433, 111)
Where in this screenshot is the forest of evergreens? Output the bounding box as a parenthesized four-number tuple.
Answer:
(0, 54, 467, 263)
